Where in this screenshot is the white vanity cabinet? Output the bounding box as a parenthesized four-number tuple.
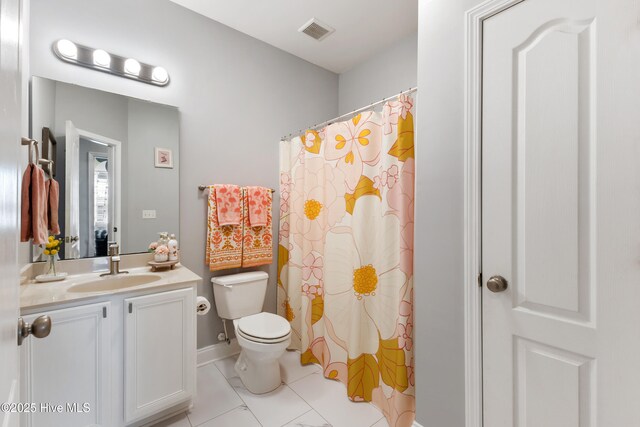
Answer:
(20, 279, 198, 427)
(124, 288, 196, 424)
(20, 302, 111, 427)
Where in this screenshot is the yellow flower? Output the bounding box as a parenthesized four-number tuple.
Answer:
(44, 250, 50, 255)
(48, 236, 54, 242)
(53, 240, 60, 246)
(51, 249, 58, 255)
(45, 243, 52, 249)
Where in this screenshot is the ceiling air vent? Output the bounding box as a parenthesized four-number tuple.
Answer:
(298, 18, 335, 41)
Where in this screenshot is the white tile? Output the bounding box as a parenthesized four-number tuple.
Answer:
(283, 409, 332, 427)
(197, 405, 260, 427)
(234, 384, 311, 427)
(214, 355, 239, 380)
(288, 373, 384, 427)
(151, 412, 191, 427)
(371, 417, 390, 427)
(187, 363, 244, 426)
(280, 350, 321, 384)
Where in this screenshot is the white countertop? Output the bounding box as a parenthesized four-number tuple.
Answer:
(21, 264, 202, 313)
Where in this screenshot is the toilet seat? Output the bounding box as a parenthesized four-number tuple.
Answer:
(236, 312, 291, 344)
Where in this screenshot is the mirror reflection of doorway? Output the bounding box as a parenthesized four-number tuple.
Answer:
(64, 124, 122, 260)
(87, 150, 110, 257)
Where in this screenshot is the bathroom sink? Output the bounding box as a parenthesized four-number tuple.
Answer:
(68, 274, 162, 293)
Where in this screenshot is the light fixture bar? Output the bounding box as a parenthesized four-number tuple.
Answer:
(52, 39, 170, 87)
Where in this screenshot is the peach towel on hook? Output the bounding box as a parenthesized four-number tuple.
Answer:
(46, 178, 61, 235)
(213, 184, 242, 226)
(20, 164, 48, 245)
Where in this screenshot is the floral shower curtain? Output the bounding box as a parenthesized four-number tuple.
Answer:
(278, 95, 415, 427)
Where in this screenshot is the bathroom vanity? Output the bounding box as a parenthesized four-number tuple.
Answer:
(19, 255, 201, 427)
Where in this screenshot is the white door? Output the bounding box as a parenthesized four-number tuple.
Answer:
(124, 288, 195, 424)
(21, 303, 111, 427)
(65, 120, 81, 258)
(0, 0, 23, 425)
(107, 145, 116, 245)
(483, 0, 640, 425)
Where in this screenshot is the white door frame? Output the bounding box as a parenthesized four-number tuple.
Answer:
(76, 128, 122, 248)
(463, 1, 524, 426)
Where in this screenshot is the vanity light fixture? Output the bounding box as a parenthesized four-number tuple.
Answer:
(56, 39, 78, 59)
(124, 58, 141, 76)
(52, 39, 170, 87)
(92, 49, 111, 67)
(151, 66, 169, 84)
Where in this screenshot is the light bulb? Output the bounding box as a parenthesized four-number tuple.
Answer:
(151, 66, 168, 83)
(56, 39, 77, 59)
(124, 58, 141, 76)
(93, 49, 111, 67)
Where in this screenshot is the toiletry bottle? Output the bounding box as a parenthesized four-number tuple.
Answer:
(168, 234, 178, 261)
(158, 232, 169, 247)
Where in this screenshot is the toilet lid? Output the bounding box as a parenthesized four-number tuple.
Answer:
(238, 312, 291, 341)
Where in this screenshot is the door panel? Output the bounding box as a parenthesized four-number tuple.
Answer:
(482, 0, 598, 426)
(124, 288, 195, 424)
(65, 120, 80, 258)
(483, 0, 640, 425)
(515, 338, 594, 427)
(21, 303, 111, 427)
(0, 0, 23, 425)
(514, 18, 596, 323)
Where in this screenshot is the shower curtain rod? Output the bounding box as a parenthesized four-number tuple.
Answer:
(280, 86, 417, 141)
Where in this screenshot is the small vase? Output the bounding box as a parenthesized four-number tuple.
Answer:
(154, 253, 168, 262)
(47, 255, 58, 276)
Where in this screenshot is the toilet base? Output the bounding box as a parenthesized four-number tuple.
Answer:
(235, 348, 283, 394)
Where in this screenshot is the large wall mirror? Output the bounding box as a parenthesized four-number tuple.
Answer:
(31, 77, 180, 260)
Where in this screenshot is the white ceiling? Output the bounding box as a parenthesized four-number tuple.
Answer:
(169, 0, 418, 74)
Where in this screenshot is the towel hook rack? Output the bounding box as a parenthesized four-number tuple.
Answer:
(21, 137, 55, 173)
(21, 138, 40, 165)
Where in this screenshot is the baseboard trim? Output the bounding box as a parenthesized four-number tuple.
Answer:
(197, 339, 240, 366)
(413, 421, 425, 427)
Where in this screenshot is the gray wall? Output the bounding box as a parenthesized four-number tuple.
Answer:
(338, 33, 417, 114)
(30, 77, 55, 147)
(125, 98, 180, 253)
(414, 0, 484, 425)
(29, 0, 339, 349)
(53, 82, 128, 143)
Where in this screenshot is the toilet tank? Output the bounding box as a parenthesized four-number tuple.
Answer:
(211, 271, 269, 320)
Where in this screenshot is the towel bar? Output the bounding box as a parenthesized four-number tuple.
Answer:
(198, 185, 275, 193)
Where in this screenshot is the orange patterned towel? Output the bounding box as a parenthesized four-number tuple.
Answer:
(241, 188, 273, 267)
(206, 186, 243, 271)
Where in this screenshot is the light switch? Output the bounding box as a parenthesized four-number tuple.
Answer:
(142, 210, 156, 219)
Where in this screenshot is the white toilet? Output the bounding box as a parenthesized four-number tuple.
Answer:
(211, 271, 291, 394)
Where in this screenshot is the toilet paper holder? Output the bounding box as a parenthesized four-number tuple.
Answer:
(196, 296, 211, 316)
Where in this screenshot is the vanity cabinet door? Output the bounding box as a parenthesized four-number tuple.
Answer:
(124, 288, 195, 424)
(20, 302, 111, 427)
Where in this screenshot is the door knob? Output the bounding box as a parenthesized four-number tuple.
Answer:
(487, 275, 508, 293)
(17, 315, 52, 346)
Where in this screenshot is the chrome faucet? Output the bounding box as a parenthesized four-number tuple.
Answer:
(100, 242, 129, 277)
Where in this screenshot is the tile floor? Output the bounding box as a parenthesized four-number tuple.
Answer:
(153, 350, 390, 427)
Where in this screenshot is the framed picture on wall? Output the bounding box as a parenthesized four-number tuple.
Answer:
(154, 147, 173, 168)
